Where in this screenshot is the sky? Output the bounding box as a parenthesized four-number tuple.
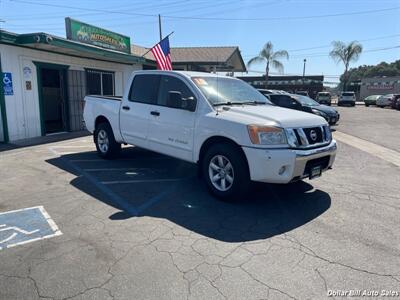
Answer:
(1, 0, 399, 83)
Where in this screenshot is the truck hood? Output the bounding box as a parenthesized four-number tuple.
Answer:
(217, 104, 327, 128)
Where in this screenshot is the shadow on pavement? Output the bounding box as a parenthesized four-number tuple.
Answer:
(46, 147, 331, 243)
(0, 131, 90, 152)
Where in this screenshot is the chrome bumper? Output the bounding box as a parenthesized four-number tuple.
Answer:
(294, 141, 337, 157)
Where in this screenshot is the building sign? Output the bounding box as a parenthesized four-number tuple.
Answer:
(367, 84, 393, 90)
(2, 72, 13, 96)
(65, 18, 131, 54)
(23, 67, 32, 79)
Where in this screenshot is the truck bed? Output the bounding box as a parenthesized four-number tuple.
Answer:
(83, 95, 122, 141)
(86, 95, 122, 101)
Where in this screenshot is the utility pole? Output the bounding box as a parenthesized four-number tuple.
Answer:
(302, 58, 307, 89)
(158, 14, 162, 41)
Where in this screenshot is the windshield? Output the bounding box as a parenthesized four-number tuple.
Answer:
(318, 93, 330, 96)
(342, 92, 355, 96)
(366, 95, 380, 100)
(192, 76, 271, 105)
(291, 94, 319, 106)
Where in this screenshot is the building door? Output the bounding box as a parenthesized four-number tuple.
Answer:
(39, 67, 68, 134)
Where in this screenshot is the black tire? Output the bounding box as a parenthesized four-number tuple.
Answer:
(365, 104, 369, 107)
(202, 143, 250, 201)
(94, 122, 121, 159)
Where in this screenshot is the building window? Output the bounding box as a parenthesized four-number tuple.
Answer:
(86, 69, 115, 96)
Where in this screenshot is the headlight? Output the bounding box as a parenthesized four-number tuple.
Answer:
(324, 125, 332, 142)
(247, 125, 287, 145)
(312, 109, 328, 118)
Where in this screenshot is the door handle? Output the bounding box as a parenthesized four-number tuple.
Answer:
(122, 106, 130, 111)
(150, 111, 160, 116)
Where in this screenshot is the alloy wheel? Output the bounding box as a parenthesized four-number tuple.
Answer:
(97, 129, 109, 153)
(208, 155, 234, 191)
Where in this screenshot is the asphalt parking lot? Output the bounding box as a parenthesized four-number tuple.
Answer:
(0, 106, 399, 300)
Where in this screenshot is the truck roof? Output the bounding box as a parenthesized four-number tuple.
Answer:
(132, 70, 238, 80)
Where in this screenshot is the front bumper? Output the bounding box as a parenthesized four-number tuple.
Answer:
(338, 100, 355, 105)
(242, 140, 337, 184)
(318, 100, 331, 105)
(323, 114, 339, 125)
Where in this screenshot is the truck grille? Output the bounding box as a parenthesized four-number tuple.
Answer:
(287, 125, 331, 149)
(303, 127, 323, 144)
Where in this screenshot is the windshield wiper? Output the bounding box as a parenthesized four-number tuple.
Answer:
(213, 101, 241, 106)
(213, 101, 266, 107)
(241, 101, 266, 105)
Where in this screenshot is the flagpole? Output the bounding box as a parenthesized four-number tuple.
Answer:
(141, 31, 175, 58)
(158, 14, 162, 42)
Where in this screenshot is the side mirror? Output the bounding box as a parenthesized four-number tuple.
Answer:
(167, 91, 196, 111)
(182, 96, 196, 112)
(167, 91, 183, 109)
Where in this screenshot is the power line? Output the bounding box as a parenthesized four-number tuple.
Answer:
(242, 33, 400, 58)
(8, 0, 400, 21)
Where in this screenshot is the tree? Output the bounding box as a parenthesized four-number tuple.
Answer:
(247, 41, 289, 88)
(329, 41, 363, 91)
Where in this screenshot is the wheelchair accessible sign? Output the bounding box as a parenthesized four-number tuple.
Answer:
(3, 72, 13, 96)
(0, 206, 62, 250)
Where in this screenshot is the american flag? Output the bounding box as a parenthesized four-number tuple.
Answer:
(151, 37, 172, 70)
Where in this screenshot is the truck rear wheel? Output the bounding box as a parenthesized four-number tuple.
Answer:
(202, 143, 250, 201)
(94, 122, 121, 159)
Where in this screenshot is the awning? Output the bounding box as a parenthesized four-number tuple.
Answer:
(0, 30, 145, 65)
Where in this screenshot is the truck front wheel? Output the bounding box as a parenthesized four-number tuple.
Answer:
(94, 122, 121, 159)
(202, 144, 250, 201)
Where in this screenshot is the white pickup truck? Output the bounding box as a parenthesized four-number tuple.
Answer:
(84, 71, 337, 200)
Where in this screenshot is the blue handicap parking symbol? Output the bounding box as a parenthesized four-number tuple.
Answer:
(0, 206, 62, 250)
(2, 72, 13, 96)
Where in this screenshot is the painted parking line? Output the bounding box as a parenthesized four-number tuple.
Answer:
(334, 131, 400, 167)
(51, 145, 95, 148)
(84, 167, 158, 172)
(101, 178, 188, 185)
(48, 147, 180, 216)
(69, 157, 170, 162)
(0, 206, 62, 250)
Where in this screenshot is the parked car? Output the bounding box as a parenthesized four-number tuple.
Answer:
(296, 91, 309, 97)
(338, 91, 356, 106)
(316, 92, 332, 106)
(363, 95, 381, 106)
(376, 94, 394, 108)
(84, 71, 336, 200)
(268, 93, 340, 125)
(390, 94, 400, 109)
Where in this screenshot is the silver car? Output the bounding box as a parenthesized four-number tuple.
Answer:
(338, 91, 356, 106)
(376, 94, 393, 108)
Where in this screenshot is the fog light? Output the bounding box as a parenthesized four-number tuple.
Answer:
(279, 166, 286, 175)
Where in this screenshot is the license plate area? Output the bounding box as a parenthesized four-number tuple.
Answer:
(304, 156, 330, 179)
(309, 166, 322, 179)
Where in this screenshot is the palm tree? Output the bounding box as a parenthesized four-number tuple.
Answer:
(247, 41, 289, 88)
(329, 41, 363, 91)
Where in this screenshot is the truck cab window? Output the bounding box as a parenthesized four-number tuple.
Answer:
(129, 74, 160, 104)
(158, 75, 195, 107)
